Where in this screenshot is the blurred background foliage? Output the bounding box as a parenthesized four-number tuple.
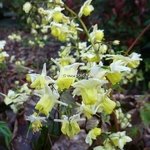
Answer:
(0, 0, 150, 91)
(67, 0, 150, 93)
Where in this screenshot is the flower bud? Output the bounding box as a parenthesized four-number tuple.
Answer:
(113, 40, 120, 45)
(127, 114, 131, 119)
(23, 2, 32, 13)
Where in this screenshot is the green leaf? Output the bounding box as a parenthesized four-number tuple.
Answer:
(0, 121, 12, 150)
(140, 103, 150, 126)
(128, 126, 140, 137)
(121, 46, 128, 51)
(0, 63, 7, 70)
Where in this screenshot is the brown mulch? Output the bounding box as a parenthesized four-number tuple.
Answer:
(0, 27, 61, 96)
(0, 26, 61, 149)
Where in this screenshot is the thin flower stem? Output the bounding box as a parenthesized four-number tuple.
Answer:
(107, 78, 119, 132)
(124, 24, 150, 56)
(48, 134, 53, 147)
(64, 4, 100, 60)
(44, 132, 49, 149)
(113, 112, 119, 132)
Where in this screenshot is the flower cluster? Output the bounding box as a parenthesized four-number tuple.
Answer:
(115, 108, 132, 129)
(94, 131, 132, 150)
(0, 83, 31, 113)
(1, 0, 143, 149)
(8, 33, 21, 42)
(0, 40, 9, 63)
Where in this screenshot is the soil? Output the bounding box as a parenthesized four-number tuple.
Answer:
(0, 18, 61, 97)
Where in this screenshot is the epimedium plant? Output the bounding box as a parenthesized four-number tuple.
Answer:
(0, 0, 144, 149)
(64, 0, 150, 92)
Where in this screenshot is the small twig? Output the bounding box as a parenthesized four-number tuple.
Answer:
(124, 24, 150, 56)
(48, 134, 53, 147)
(106, 79, 119, 131)
(43, 133, 48, 150)
(113, 112, 119, 132)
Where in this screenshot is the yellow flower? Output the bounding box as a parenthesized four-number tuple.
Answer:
(115, 108, 132, 129)
(95, 30, 104, 41)
(90, 24, 104, 42)
(76, 102, 93, 119)
(57, 45, 75, 66)
(113, 40, 120, 45)
(45, 6, 64, 22)
(53, 11, 63, 22)
(50, 23, 68, 41)
(93, 90, 116, 114)
(52, 58, 83, 91)
(83, 5, 94, 16)
(81, 51, 99, 62)
(54, 114, 85, 138)
(105, 53, 142, 69)
(80, 62, 96, 71)
(0, 51, 9, 62)
(98, 44, 108, 54)
(94, 143, 116, 150)
(49, 0, 64, 5)
(31, 120, 43, 132)
(78, 0, 94, 17)
(35, 85, 67, 116)
(26, 112, 46, 132)
(0, 90, 29, 113)
(51, 25, 61, 37)
(90, 63, 107, 80)
(106, 60, 131, 84)
(61, 120, 80, 138)
(0, 90, 15, 105)
(127, 52, 142, 68)
(90, 60, 128, 84)
(57, 56, 75, 66)
(50, 21, 81, 41)
(85, 128, 101, 145)
(72, 78, 107, 105)
(106, 71, 122, 85)
(29, 63, 55, 89)
(23, 2, 32, 13)
(20, 83, 31, 95)
(104, 131, 132, 149)
(59, 45, 71, 57)
(0, 40, 6, 51)
(58, 32, 67, 41)
(8, 34, 21, 42)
